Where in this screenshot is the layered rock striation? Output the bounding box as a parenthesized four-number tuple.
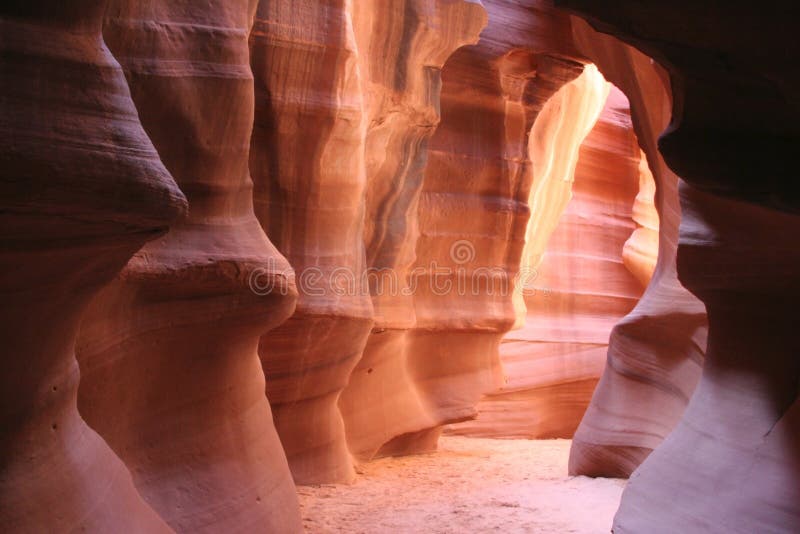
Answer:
(250, 0, 374, 485)
(559, 2, 800, 530)
(339, 0, 488, 463)
(453, 82, 650, 439)
(0, 2, 185, 531)
(75, 2, 301, 531)
(565, 18, 708, 478)
(250, 0, 487, 483)
(400, 0, 588, 453)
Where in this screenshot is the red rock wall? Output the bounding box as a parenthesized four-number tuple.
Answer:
(379, 0, 587, 456)
(0, 2, 186, 531)
(565, 18, 708, 478)
(75, 1, 302, 531)
(250, 0, 486, 483)
(250, 0, 374, 485)
(340, 0, 487, 463)
(558, 1, 800, 530)
(623, 149, 659, 287)
(9, 2, 792, 531)
(452, 83, 648, 439)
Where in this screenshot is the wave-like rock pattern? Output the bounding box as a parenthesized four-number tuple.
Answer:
(250, 0, 486, 483)
(75, 2, 301, 531)
(565, 18, 708, 478)
(0, 2, 186, 532)
(339, 0, 487, 463)
(452, 82, 649, 439)
(392, 0, 588, 453)
(559, 2, 800, 530)
(250, 0, 373, 485)
(623, 149, 659, 287)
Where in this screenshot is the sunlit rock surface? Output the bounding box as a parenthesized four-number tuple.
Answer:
(340, 0, 487, 464)
(452, 81, 650, 439)
(384, 0, 587, 456)
(250, 0, 374, 485)
(5, 2, 795, 531)
(623, 149, 659, 287)
(75, 2, 302, 531)
(250, 0, 486, 483)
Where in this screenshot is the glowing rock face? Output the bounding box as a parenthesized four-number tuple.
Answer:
(521, 64, 611, 281)
(452, 75, 650, 440)
(13, 2, 796, 531)
(623, 150, 660, 287)
(385, 0, 589, 456)
(250, 0, 487, 483)
(250, 0, 374, 485)
(560, 2, 800, 531)
(340, 0, 488, 464)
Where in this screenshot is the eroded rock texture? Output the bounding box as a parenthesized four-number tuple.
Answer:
(8, 1, 794, 530)
(0, 3, 185, 531)
(453, 81, 650, 439)
(75, 2, 302, 531)
(565, 18, 708, 478)
(250, 0, 373, 485)
(250, 0, 486, 483)
(559, 2, 800, 530)
(396, 0, 588, 453)
(340, 0, 487, 463)
(623, 149, 659, 288)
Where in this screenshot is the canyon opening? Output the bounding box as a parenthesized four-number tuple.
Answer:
(2, 1, 798, 534)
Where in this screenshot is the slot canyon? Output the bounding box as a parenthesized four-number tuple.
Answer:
(0, 1, 797, 533)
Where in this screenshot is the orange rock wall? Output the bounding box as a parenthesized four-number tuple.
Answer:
(10, 1, 793, 531)
(250, 0, 374, 485)
(340, 0, 488, 463)
(452, 84, 649, 439)
(389, 0, 587, 455)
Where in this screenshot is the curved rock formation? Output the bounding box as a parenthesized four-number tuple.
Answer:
(339, 0, 487, 463)
(452, 80, 650, 439)
(558, 2, 800, 530)
(623, 149, 659, 287)
(565, 18, 708, 478)
(75, 2, 302, 531)
(520, 65, 611, 277)
(250, 0, 373, 485)
(395, 0, 588, 453)
(250, 0, 486, 483)
(0, 2, 185, 531)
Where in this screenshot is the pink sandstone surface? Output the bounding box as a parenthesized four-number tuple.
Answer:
(3, 1, 797, 531)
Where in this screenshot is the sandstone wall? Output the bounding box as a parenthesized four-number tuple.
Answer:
(75, 1, 301, 531)
(0, 2, 186, 531)
(7, 2, 790, 531)
(452, 83, 650, 439)
(340, 0, 487, 463)
(565, 18, 708, 478)
(558, 1, 800, 530)
(384, 0, 588, 456)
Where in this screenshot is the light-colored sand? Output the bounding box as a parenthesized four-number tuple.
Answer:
(298, 437, 624, 533)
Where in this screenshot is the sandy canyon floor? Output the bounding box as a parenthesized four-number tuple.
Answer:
(298, 436, 624, 533)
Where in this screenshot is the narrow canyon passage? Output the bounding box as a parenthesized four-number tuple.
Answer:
(2, 1, 798, 533)
(299, 61, 652, 534)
